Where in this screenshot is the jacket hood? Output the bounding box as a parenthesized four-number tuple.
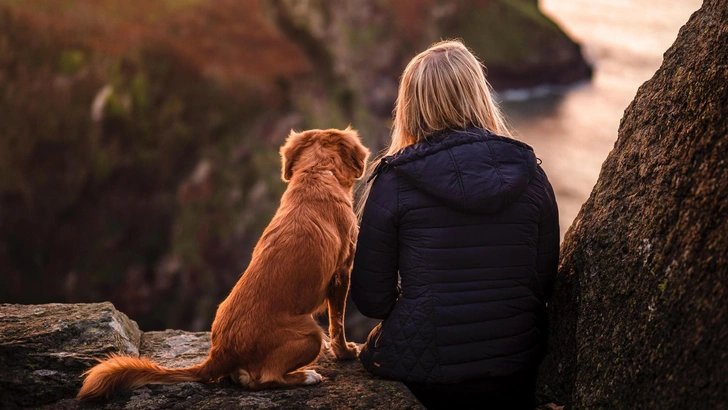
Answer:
(381, 128, 537, 214)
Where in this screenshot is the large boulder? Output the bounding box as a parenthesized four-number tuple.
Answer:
(0, 303, 423, 409)
(536, 0, 728, 408)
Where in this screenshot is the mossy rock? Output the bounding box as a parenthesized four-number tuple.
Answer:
(442, 0, 592, 89)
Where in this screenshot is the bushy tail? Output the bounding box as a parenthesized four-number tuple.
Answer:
(76, 354, 221, 401)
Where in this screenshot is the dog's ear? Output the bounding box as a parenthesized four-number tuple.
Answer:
(340, 127, 370, 179)
(280, 130, 306, 182)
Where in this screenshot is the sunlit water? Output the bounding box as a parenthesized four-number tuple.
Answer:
(501, 0, 702, 237)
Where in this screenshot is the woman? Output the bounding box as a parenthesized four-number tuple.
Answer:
(351, 40, 559, 410)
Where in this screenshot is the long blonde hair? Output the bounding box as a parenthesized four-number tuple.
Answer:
(356, 40, 512, 218)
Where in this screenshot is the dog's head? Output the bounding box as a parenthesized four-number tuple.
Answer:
(280, 127, 370, 187)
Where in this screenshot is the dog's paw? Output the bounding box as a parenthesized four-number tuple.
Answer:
(302, 370, 323, 385)
(320, 340, 335, 359)
(333, 342, 360, 360)
(232, 369, 254, 388)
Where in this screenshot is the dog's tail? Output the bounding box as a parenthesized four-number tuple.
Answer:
(76, 353, 224, 401)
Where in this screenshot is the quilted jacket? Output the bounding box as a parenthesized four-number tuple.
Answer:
(351, 127, 559, 384)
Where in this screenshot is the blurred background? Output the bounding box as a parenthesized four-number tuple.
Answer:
(0, 0, 701, 341)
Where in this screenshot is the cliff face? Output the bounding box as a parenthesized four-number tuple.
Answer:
(269, 0, 593, 123)
(0, 303, 423, 409)
(536, 0, 728, 408)
(0, 0, 590, 333)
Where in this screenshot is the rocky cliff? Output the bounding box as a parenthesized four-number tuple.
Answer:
(536, 0, 728, 408)
(0, 303, 423, 409)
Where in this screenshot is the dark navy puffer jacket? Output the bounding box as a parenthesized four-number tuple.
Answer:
(351, 127, 559, 384)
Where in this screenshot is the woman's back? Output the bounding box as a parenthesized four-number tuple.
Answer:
(352, 127, 559, 383)
(351, 39, 559, 408)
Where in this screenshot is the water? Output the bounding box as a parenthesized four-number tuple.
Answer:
(501, 0, 702, 237)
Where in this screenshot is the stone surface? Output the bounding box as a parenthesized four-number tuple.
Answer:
(536, 0, 728, 408)
(0, 302, 141, 407)
(0, 303, 423, 409)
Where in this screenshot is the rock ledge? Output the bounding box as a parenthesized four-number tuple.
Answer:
(0, 303, 423, 409)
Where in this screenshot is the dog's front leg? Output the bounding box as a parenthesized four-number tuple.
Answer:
(327, 252, 360, 360)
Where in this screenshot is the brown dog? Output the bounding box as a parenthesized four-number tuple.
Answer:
(77, 127, 370, 400)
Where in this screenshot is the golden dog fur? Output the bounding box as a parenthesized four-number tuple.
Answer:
(77, 127, 370, 400)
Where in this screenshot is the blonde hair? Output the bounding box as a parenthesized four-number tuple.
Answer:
(356, 40, 512, 218)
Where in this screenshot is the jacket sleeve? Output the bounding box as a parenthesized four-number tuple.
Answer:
(536, 167, 560, 301)
(351, 171, 400, 320)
